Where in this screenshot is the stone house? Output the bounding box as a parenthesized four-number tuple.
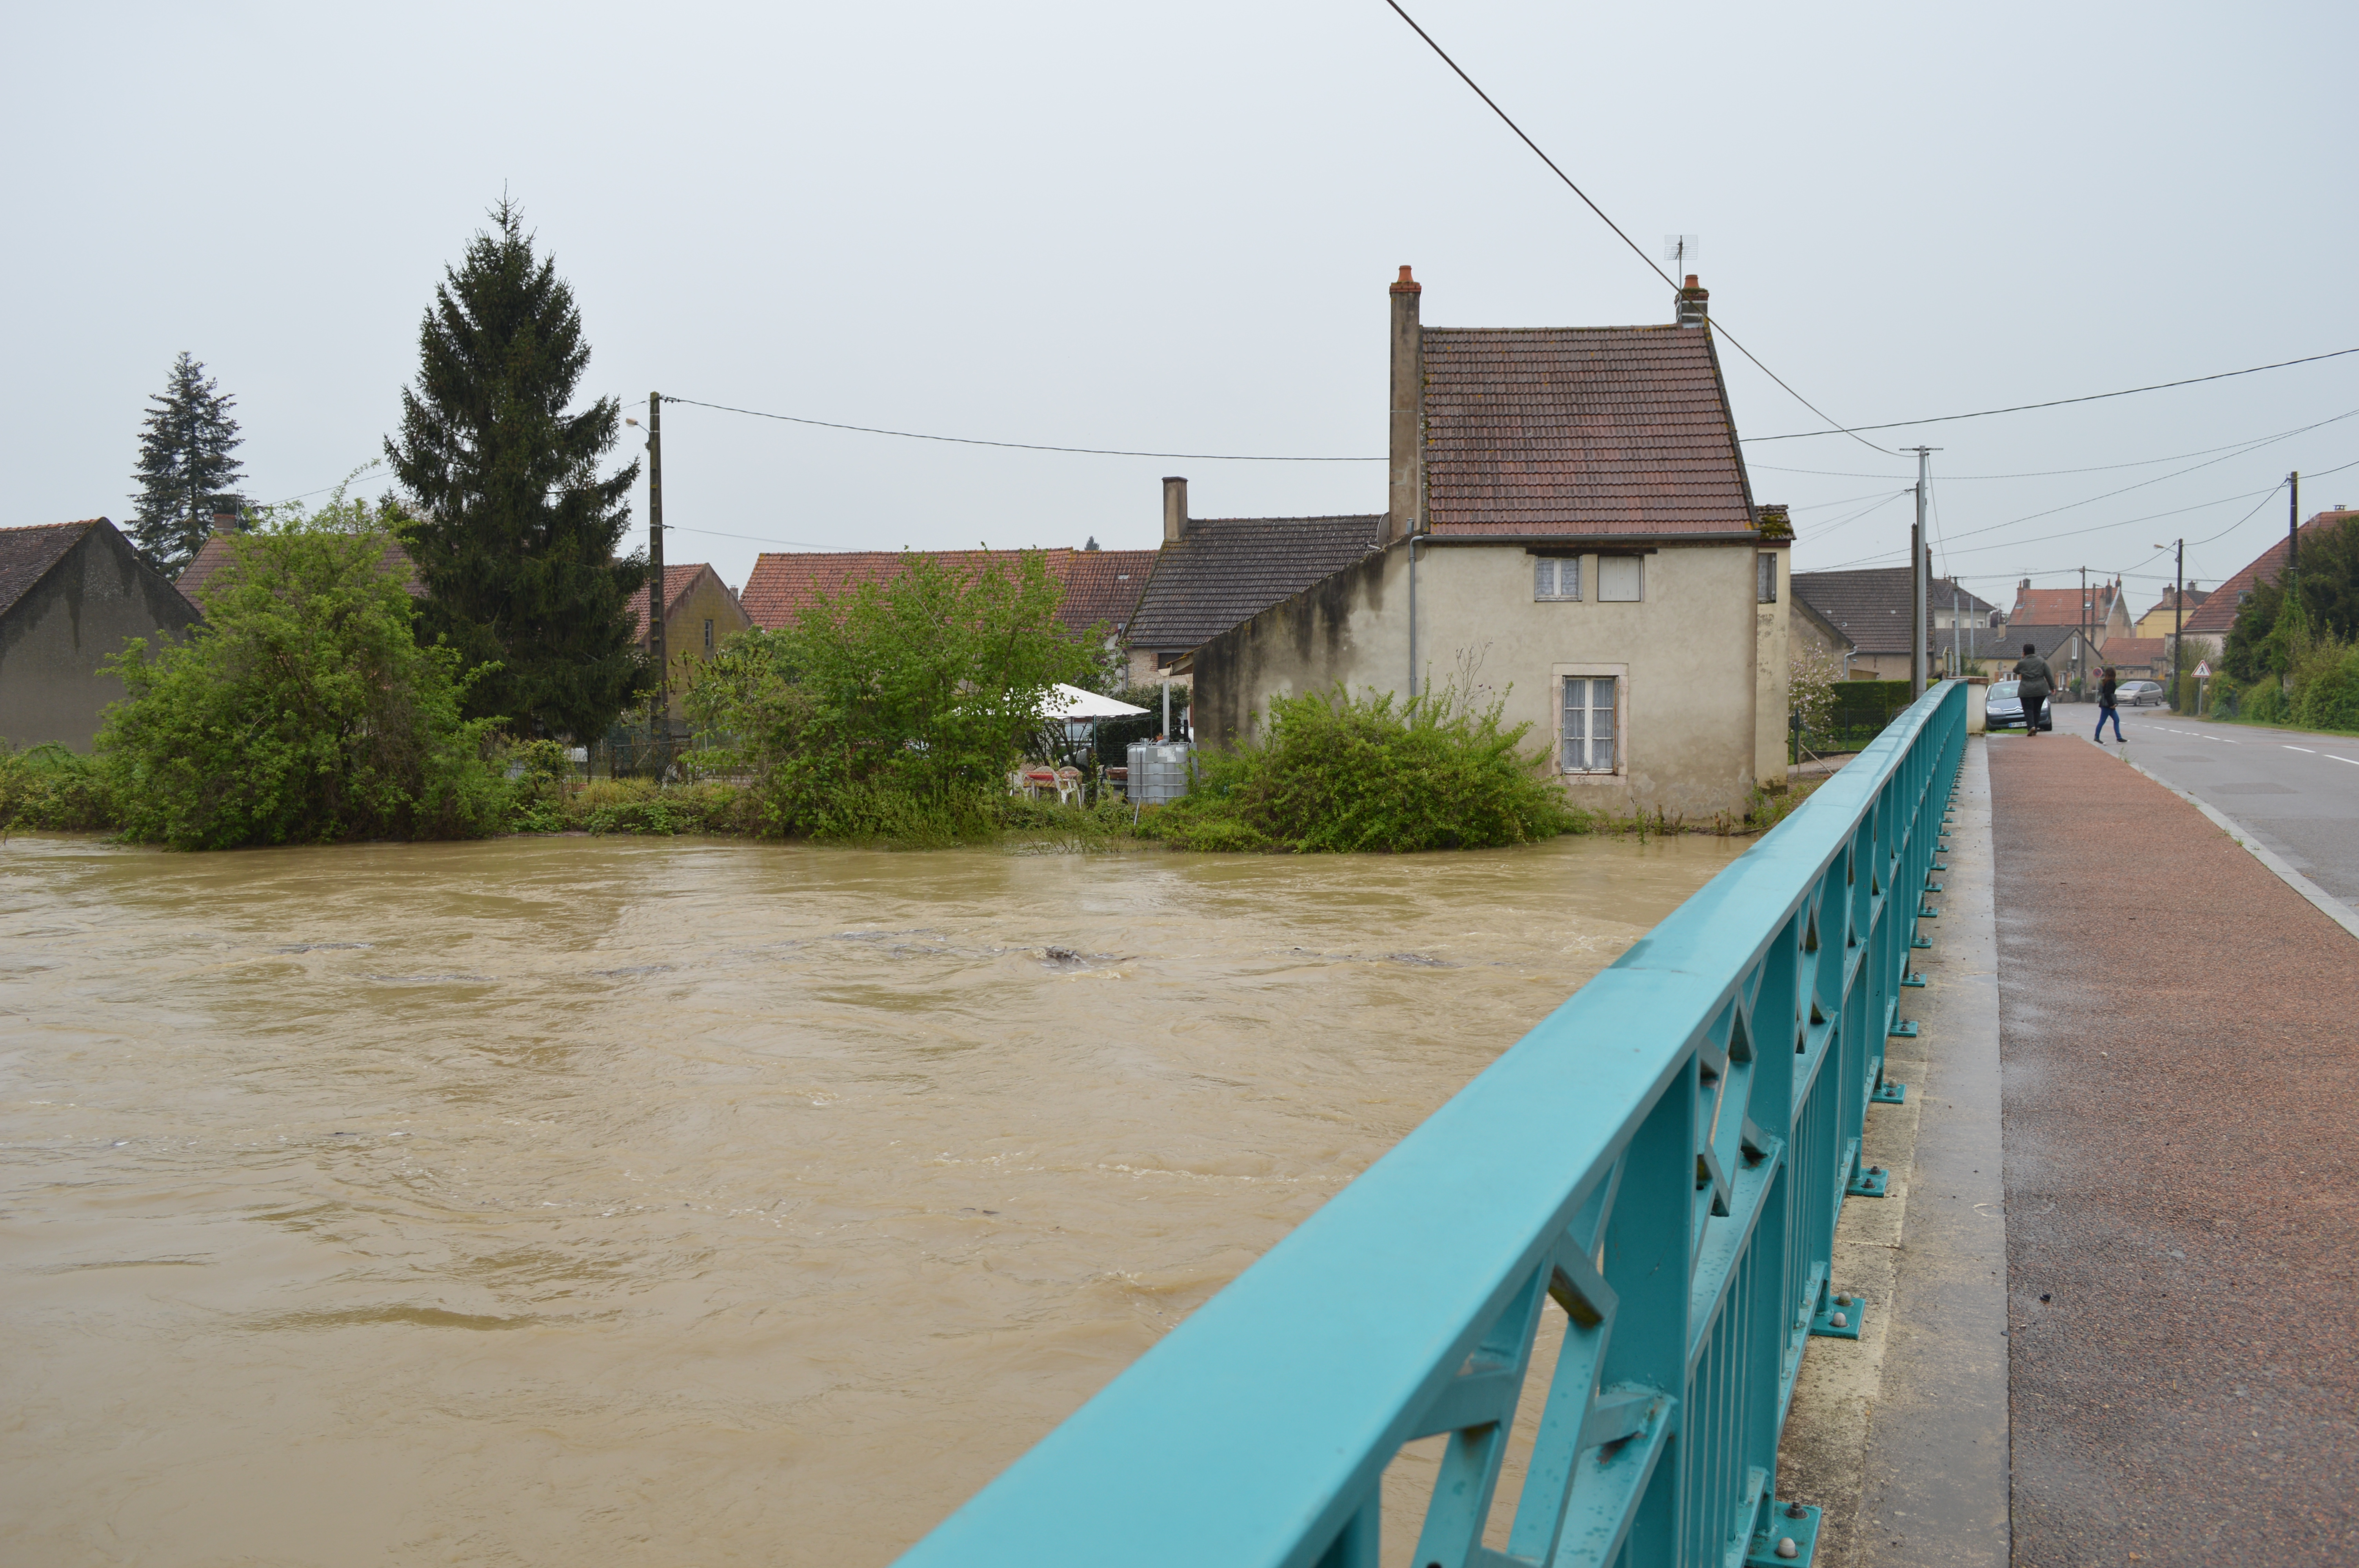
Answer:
(1186, 268, 1793, 820)
(1789, 569, 2003, 681)
(2009, 579, 2132, 647)
(638, 563, 753, 723)
(0, 518, 201, 750)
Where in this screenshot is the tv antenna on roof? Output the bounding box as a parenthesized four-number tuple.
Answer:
(1663, 235, 1699, 276)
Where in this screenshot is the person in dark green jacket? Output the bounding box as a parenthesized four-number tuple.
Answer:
(2013, 643, 2054, 736)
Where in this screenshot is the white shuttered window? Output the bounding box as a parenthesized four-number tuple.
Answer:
(1561, 677, 1619, 772)
(1598, 556, 1643, 601)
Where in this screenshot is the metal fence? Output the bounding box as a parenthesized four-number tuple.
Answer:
(894, 680, 1968, 1568)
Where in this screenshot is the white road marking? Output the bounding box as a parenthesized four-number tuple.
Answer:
(2286, 746, 2318, 754)
(2330, 756, 2359, 768)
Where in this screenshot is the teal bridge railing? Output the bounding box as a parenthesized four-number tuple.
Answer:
(898, 680, 1968, 1568)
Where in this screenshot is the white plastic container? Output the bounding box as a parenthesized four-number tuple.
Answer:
(1125, 741, 1195, 805)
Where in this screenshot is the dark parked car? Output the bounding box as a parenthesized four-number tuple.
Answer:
(2117, 679, 2166, 706)
(1986, 679, 2053, 731)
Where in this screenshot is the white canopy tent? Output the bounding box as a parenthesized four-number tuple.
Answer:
(1040, 683, 1149, 720)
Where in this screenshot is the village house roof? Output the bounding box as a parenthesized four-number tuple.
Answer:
(175, 528, 423, 603)
(632, 563, 747, 644)
(1790, 569, 2000, 656)
(0, 521, 112, 617)
(738, 546, 1156, 638)
(2094, 637, 2168, 672)
(2179, 508, 2359, 635)
(2010, 580, 2124, 628)
(1998, 625, 2092, 662)
(2140, 585, 2210, 621)
(1124, 514, 1383, 652)
(1420, 325, 1754, 538)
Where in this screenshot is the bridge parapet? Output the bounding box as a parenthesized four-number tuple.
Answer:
(898, 682, 1970, 1568)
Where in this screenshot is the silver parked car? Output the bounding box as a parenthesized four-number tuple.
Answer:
(2115, 679, 2166, 707)
(1985, 679, 2053, 731)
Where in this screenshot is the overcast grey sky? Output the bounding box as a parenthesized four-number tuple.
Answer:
(9, 0, 2355, 610)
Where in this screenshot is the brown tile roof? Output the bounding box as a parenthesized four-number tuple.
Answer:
(1058, 548, 1158, 635)
(739, 547, 1154, 637)
(0, 520, 101, 617)
(1124, 515, 1383, 653)
(2139, 585, 2210, 621)
(176, 529, 423, 604)
(1421, 325, 1754, 537)
(2181, 510, 2359, 635)
(2094, 637, 2168, 670)
(1790, 568, 2000, 656)
(2011, 584, 2120, 626)
(631, 563, 749, 645)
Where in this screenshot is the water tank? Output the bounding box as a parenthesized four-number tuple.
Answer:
(1125, 741, 1195, 805)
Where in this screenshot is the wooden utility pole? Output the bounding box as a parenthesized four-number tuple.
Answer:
(2172, 539, 2185, 712)
(2288, 470, 2301, 590)
(647, 392, 667, 744)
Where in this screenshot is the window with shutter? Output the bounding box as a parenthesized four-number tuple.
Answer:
(1598, 556, 1643, 601)
(1756, 553, 1778, 603)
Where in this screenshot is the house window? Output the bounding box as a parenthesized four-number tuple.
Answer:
(1534, 556, 1582, 601)
(1561, 676, 1619, 773)
(703, 617, 715, 652)
(1598, 555, 1644, 602)
(1756, 552, 1778, 604)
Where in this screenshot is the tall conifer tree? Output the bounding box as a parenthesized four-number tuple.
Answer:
(386, 199, 647, 741)
(128, 352, 248, 573)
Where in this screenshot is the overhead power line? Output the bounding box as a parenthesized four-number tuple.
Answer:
(1377, 0, 1888, 455)
(1745, 345, 2359, 443)
(660, 396, 1380, 462)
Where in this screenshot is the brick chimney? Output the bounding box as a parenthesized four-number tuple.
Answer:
(209, 505, 240, 535)
(1386, 265, 1424, 547)
(1676, 274, 1708, 327)
(1162, 476, 1188, 544)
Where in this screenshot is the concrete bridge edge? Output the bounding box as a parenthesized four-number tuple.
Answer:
(1776, 734, 2010, 1568)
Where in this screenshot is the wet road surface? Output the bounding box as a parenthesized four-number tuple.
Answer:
(1989, 733, 2359, 1564)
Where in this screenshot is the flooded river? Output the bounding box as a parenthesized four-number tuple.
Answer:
(0, 831, 1741, 1566)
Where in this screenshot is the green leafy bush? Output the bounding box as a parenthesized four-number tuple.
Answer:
(96, 506, 510, 850)
(2293, 644, 2359, 732)
(0, 742, 116, 833)
(1141, 684, 1586, 853)
(683, 552, 1096, 844)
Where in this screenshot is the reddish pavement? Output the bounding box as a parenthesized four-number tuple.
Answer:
(1989, 735, 2359, 1564)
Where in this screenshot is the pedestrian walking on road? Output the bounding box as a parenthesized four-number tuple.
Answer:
(2095, 666, 2124, 742)
(2014, 642, 2054, 736)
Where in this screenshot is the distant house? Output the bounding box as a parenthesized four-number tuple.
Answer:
(739, 544, 1156, 672)
(1995, 625, 2100, 693)
(2177, 507, 2359, 657)
(2133, 584, 2208, 640)
(1788, 592, 1856, 676)
(2092, 637, 2168, 681)
(1185, 268, 1792, 818)
(638, 563, 754, 723)
(176, 521, 423, 606)
(1123, 483, 1381, 686)
(2009, 578, 2132, 648)
(1789, 569, 2002, 681)
(0, 518, 201, 751)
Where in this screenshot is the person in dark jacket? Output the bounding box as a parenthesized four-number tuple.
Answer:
(2095, 666, 2124, 742)
(2014, 643, 2054, 735)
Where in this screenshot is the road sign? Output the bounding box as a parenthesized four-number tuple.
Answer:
(2194, 660, 2212, 679)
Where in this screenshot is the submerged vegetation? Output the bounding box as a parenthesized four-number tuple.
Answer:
(1139, 684, 1586, 853)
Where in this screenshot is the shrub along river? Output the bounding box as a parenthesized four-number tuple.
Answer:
(0, 831, 1741, 1567)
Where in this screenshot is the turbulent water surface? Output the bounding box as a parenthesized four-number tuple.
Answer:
(0, 830, 1742, 1566)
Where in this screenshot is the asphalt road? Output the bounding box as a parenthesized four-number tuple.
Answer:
(2003, 704, 2359, 912)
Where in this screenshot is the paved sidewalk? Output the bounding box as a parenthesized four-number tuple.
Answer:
(1988, 735, 2359, 1564)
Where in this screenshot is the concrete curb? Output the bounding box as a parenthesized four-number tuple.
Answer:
(2076, 734, 2359, 944)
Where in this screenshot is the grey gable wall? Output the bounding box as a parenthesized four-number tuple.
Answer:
(0, 523, 202, 750)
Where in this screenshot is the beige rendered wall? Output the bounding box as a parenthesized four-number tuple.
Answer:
(655, 574, 754, 722)
(1190, 539, 1777, 819)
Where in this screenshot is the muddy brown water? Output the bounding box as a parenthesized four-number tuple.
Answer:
(0, 831, 1741, 1566)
